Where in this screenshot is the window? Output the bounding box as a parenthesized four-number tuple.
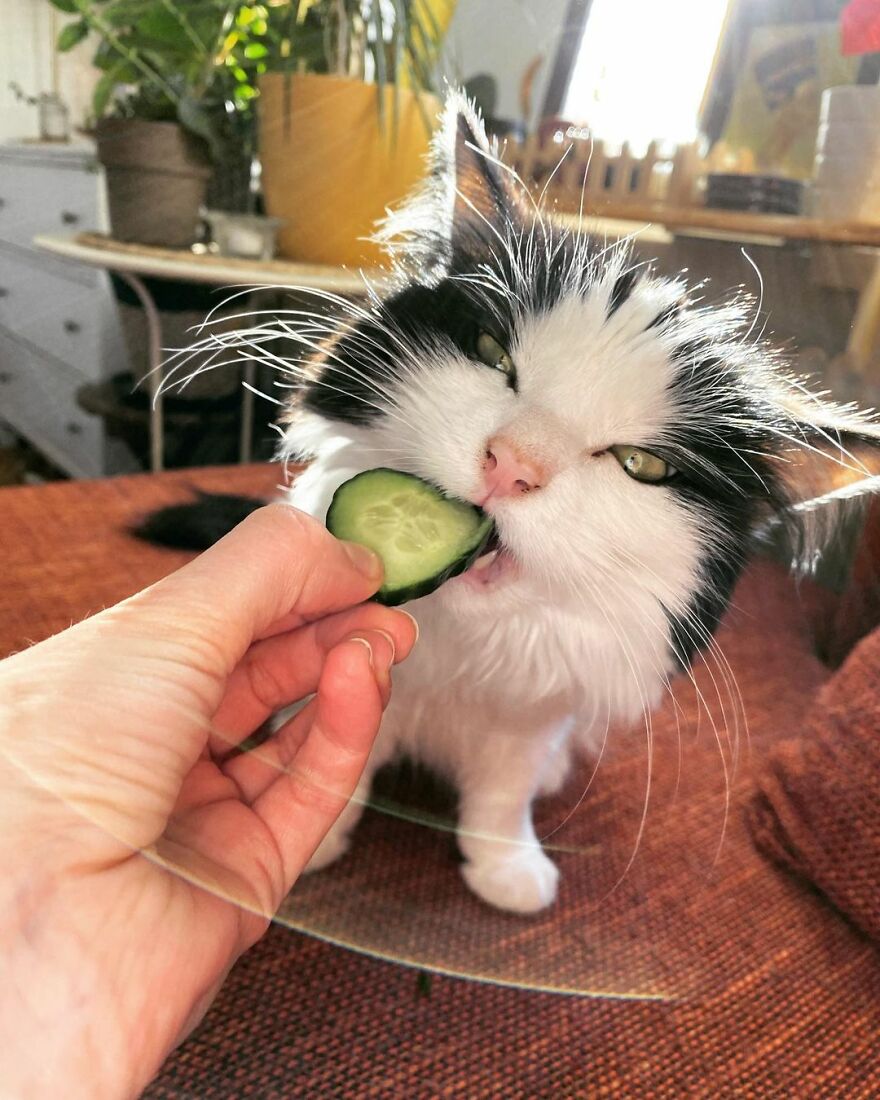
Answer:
(562, 0, 730, 152)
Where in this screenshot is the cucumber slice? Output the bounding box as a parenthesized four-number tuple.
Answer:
(326, 469, 494, 606)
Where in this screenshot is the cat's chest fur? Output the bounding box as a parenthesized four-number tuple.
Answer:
(374, 596, 668, 780)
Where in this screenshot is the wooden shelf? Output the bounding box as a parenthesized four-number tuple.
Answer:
(34, 232, 388, 293)
(556, 201, 880, 248)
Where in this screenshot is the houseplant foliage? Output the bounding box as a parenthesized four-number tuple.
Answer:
(48, 0, 453, 255)
(244, 0, 455, 266)
(48, 0, 449, 166)
(49, 0, 266, 159)
(49, 0, 277, 229)
(239, 0, 448, 118)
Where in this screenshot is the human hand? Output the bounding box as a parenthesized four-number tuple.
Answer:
(0, 504, 416, 1099)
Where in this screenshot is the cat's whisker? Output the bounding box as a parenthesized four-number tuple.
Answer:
(241, 380, 284, 406)
(193, 320, 426, 432)
(572, 539, 742, 869)
(615, 576, 737, 871)
(539, 670, 614, 845)
(165, 337, 423, 436)
(559, 567, 663, 892)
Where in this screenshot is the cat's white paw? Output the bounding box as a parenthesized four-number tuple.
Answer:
(304, 828, 350, 873)
(461, 849, 559, 914)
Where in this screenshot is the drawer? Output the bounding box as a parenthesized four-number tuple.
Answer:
(0, 329, 103, 478)
(0, 253, 101, 373)
(0, 160, 100, 253)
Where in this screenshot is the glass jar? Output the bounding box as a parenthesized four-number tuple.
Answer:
(39, 93, 70, 142)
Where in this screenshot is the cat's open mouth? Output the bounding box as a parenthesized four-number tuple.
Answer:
(461, 529, 516, 588)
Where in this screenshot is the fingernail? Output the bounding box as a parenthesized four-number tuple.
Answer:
(374, 629, 396, 663)
(349, 637, 374, 667)
(398, 610, 419, 646)
(341, 540, 383, 579)
(370, 631, 394, 704)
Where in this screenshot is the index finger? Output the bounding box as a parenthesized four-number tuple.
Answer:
(137, 503, 383, 670)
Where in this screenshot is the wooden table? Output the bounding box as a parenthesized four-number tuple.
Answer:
(560, 202, 880, 373)
(34, 233, 385, 472)
(559, 199, 880, 248)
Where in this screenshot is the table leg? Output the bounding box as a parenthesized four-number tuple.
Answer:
(239, 358, 255, 464)
(847, 256, 880, 375)
(115, 271, 164, 472)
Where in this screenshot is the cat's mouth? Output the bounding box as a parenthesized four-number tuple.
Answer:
(461, 529, 516, 589)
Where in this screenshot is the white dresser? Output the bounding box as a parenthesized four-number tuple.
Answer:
(0, 141, 136, 477)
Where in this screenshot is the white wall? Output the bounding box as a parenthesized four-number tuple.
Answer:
(0, 0, 97, 144)
(443, 0, 570, 127)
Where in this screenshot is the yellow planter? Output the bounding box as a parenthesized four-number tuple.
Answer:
(259, 74, 440, 268)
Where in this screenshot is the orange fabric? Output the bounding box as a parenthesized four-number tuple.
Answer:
(0, 465, 278, 656)
(752, 623, 880, 943)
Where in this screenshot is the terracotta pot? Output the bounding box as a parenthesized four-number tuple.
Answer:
(95, 118, 212, 248)
(259, 73, 439, 267)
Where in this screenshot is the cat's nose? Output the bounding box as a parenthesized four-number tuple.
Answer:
(480, 437, 545, 504)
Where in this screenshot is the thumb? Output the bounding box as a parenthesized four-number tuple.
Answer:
(128, 502, 384, 671)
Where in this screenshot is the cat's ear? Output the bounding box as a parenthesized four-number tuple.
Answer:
(375, 90, 526, 278)
(437, 91, 525, 237)
(755, 385, 880, 580)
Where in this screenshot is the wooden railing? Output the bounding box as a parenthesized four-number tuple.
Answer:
(503, 129, 761, 215)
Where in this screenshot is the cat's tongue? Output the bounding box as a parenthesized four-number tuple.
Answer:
(463, 546, 511, 587)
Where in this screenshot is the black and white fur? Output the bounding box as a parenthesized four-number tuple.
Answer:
(160, 95, 880, 913)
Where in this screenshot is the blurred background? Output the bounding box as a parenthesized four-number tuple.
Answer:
(2, 0, 880, 485)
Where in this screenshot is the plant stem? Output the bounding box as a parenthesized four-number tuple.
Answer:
(335, 0, 348, 77)
(371, 0, 387, 128)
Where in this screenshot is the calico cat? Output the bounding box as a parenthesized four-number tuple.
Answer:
(153, 93, 880, 913)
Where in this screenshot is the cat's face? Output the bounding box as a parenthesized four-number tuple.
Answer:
(283, 96, 880, 665)
(312, 262, 737, 656)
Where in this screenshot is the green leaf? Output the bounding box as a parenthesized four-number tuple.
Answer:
(92, 63, 124, 117)
(177, 93, 221, 158)
(102, 2, 157, 29)
(137, 8, 187, 45)
(56, 20, 90, 51)
(47, 0, 80, 13)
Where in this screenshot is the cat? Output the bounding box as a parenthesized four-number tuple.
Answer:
(154, 93, 880, 914)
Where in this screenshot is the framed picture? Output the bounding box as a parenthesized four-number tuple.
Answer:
(719, 21, 858, 177)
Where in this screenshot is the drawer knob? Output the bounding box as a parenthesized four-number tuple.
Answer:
(0, 288, 8, 298)
(61, 210, 80, 226)
(66, 421, 84, 435)
(0, 371, 11, 384)
(63, 320, 82, 334)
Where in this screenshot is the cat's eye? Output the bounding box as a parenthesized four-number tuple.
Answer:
(610, 445, 677, 484)
(476, 331, 516, 384)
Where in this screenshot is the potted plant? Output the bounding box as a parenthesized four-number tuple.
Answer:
(243, 0, 456, 267)
(51, 0, 266, 247)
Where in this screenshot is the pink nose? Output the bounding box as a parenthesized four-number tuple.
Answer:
(480, 437, 545, 504)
